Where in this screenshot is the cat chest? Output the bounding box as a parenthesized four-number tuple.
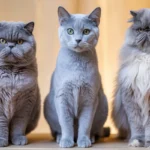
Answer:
(59, 80, 96, 117)
(0, 72, 35, 119)
(121, 61, 150, 92)
(0, 72, 35, 90)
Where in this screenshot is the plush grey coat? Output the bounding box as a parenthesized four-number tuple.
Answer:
(44, 7, 108, 148)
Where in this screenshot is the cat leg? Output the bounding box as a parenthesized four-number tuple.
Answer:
(91, 92, 108, 141)
(55, 93, 74, 148)
(122, 89, 144, 147)
(26, 93, 40, 134)
(125, 107, 144, 147)
(44, 90, 61, 143)
(0, 113, 8, 147)
(10, 113, 29, 145)
(10, 92, 36, 145)
(77, 97, 98, 148)
(112, 87, 130, 139)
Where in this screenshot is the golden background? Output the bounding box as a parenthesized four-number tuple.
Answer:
(0, 0, 150, 134)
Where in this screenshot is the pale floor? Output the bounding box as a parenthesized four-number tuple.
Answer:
(0, 134, 147, 150)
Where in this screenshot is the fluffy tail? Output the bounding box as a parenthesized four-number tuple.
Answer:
(111, 87, 130, 139)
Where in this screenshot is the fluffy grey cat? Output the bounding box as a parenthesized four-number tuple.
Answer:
(112, 9, 150, 147)
(44, 6, 108, 148)
(0, 22, 40, 147)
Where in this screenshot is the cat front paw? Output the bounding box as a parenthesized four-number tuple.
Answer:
(59, 138, 74, 148)
(129, 139, 144, 147)
(77, 136, 92, 148)
(0, 138, 8, 147)
(11, 135, 28, 145)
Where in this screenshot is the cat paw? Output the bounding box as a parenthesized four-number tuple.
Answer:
(56, 134, 61, 144)
(0, 138, 8, 147)
(77, 136, 92, 148)
(129, 139, 144, 147)
(59, 138, 74, 148)
(11, 135, 28, 145)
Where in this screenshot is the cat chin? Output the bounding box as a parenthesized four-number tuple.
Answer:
(71, 48, 88, 53)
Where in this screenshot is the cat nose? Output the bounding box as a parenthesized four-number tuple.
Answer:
(8, 43, 15, 49)
(9, 45, 14, 49)
(76, 39, 81, 44)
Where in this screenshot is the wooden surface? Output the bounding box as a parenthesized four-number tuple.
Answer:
(0, 134, 146, 150)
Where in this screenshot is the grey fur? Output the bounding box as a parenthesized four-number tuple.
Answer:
(112, 8, 150, 147)
(44, 7, 108, 148)
(0, 21, 40, 147)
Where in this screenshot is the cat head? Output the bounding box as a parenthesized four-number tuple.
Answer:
(58, 6, 101, 52)
(126, 8, 150, 52)
(0, 21, 36, 66)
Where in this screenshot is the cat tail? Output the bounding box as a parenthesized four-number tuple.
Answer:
(111, 86, 130, 139)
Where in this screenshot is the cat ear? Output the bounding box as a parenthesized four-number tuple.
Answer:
(58, 6, 71, 25)
(24, 22, 34, 34)
(128, 10, 138, 22)
(130, 10, 137, 17)
(88, 7, 101, 26)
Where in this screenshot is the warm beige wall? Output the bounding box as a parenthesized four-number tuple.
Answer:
(0, 0, 150, 134)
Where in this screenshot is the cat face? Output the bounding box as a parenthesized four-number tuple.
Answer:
(127, 9, 150, 52)
(58, 7, 101, 52)
(0, 22, 36, 65)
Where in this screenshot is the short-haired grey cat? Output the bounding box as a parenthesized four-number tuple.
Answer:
(0, 22, 40, 147)
(44, 6, 108, 148)
(112, 8, 150, 147)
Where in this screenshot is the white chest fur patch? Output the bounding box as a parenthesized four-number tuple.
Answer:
(121, 56, 150, 94)
(120, 55, 150, 124)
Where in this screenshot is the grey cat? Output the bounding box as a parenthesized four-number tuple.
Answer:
(0, 22, 40, 147)
(44, 6, 108, 148)
(112, 9, 150, 147)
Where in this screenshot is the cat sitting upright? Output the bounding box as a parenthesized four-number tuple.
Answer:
(112, 9, 150, 147)
(44, 7, 108, 148)
(0, 22, 40, 147)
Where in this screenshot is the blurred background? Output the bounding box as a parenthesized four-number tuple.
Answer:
(0, 0, 150, 135)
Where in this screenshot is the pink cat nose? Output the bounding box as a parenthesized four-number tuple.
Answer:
(76, 39, 81, 44)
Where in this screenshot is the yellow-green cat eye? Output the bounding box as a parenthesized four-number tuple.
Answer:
(0, 38, 7, 44)
(67, 28, 74, 35)
(83, 29, 90, 35)
(17, 39, 24, 45)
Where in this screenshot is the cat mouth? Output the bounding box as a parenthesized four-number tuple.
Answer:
(74, 45, 81, 48)
(6, 52, 15, 57)
(74, 45, 84, 50)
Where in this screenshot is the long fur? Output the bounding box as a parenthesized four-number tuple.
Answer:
(112, 8, 150, 147)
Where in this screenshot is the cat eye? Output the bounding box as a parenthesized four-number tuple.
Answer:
(83, 29, 90, 35)
(137, 27, 150, 32)
(17, 39, 24, 45)
(0, 38, 7, 44)
(145, 27, 150, 32)
(138, 28, 143, 32)
(67, 28, 74, 35)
